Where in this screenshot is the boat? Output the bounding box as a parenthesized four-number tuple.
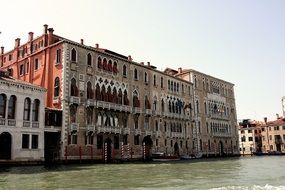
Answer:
(180, 155, 193, 160)
(152, 152, 180, 162)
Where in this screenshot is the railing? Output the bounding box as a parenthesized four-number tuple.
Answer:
(23, 121, 31, 127)
(122, 128, 130, 135)
(70, 96, 80, 105)
(32, 122, 39, 128)
(155, 131, 162, 137)
(86, 99, 95, 107)
(95, 100, 131, 112)
(144, 109, 152, 115)
(145, 130, 152, 136)
(211, 132, 231, 137)
(8, 119, 16, 126)
(70, 123, 79, 132)
(96, 125, 121, 134)
(209, 113, 230, 120)
(0, 118, 5, 125)
(134, 129, 141, 135)
(133, 107, 142, 114)
(87, 125, 95, 132)
(171, 132, 184, 138)
(165, 131, 171, 137)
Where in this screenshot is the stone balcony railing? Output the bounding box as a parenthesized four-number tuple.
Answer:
(96, 125, 121, 134)
(122, 128, 131, 135)
(133, 107, 142, 114)
(8, 119, 16, 126)
(211, 132, 231, 137)
(171, 132, 184, 138)
(165, 131, 171, 137)
(155, 130, 162, 137)
(134, 129, 142, 135)
(23, 121, 31, 127)
(32, 122, 39, 128)
(145, 130, 152, 136)
(86, 99, 95, 107)
(0, 118, 6, 125)
(70, 123, 79, 133)
(96, 100, 131, 112)
(70, 96, 80, 105)
(144, 109, 152, 115)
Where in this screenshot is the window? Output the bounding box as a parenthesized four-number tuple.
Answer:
(153, 75, 156, 86)
(56, 49, 61, 64)
(160, 77, 163, 88)
(71, 48, 77, 62)
(26, 62, 29, 74)
(87, 53, 92, 66)
(248, 130, 252, 133)
(97, 57, 102, 69)
(54, 77, 60, 97)
(134, 135, 140, 145)
(97, 135, 103, 149)
(241, 136, 246, 142)
(8, 95, 16, 119)
(114, 135, 119, 149)
(32, 99, 40, 121)
(70, 78, 78, 96)
(248, 137, 253, 141)
(0, 94, 7, 118)
(34, 58, 39, 70)
(86, 82, 93, 99)
(123, 65, 127, 77)
(32, 135, 38, 149)
(22, 134, 29, 149)
(196, 100, 199, 114)
(144, 72, 148, 84)
(20, 64, 25, 75)
(23, 98, 31, 121)
(85, 135, 94, 145)
(8, 54, 12, 61)
(134, 68, 138, 80)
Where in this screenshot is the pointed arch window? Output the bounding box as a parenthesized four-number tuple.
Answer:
(133, 91, 140, 107)
(112, 88, 118, 103)
(95, 84, 101, 101)
(103, 58, 108, 70)
(70, 105, 77, 123)
(123, 90, 129, 105)
(32, 99, 40, 121)
(87, 53, 92, 66)
(153, 75, 156, 86)
(107, 86, 112, 102)
(134, 68, 138, 80)
(160, 77, 163, 88)
(87, 82, 93, 99)
(144, 72, 148, 84)
(101, 85, 106, 101)
(97, 57, 102, 69)
(113, 61, 118, 73)
(54, 77, 60, 97)
(0, 94, 7, 118)
(161, 99, 165, 112)
(86, 107, 93, 125)
(8, 95, 16, 119)
(108, 60, 113, 72)
(71, 48, 77, 62)
(70, 78, 78, 96)
(118, 89, 123, 104)
(23, 98, 31, 121)
(123, 65, 127, 77)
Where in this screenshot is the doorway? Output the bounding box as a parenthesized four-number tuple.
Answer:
(0, 132, 12, 160)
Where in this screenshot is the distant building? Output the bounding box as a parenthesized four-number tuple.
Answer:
(0, 70, 46, 162)
(282, 96, 285, 117)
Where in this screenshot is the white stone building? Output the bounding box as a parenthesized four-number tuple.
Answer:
(0, 70, 46, 162)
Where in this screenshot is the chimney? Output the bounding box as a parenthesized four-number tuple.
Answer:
(276, 113, 280, 119)
(178, 67, 182, 73)
(80, 39, 84, 45)
(140, 62, 144, 65)
(147, 62, 150, 67)
(43, 24, 48, 34)
(28, 32, 34, 41)
(14, 38, 20, 48)
(1, 47, 4, 54)
(128, 55, 132, 61)
(95, 43, 99, 49)
(47, 28, 54, 45)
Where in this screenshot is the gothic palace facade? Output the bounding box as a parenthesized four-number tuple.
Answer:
(0, 25, 239, 162)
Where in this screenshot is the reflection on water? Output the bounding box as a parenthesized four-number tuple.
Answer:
(0, 157, 285, 190)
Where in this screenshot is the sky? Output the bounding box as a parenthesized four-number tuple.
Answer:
(1, 0, 285, 121)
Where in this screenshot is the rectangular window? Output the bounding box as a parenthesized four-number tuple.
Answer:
(56, 49, 61, 64)
(26, 62, 29, 74)
(241, 136, 246, 142)
(8, 54, 12, 61)
(22, 134, 29, 149)
(248, 130, 252, 133)
(32, 135, 38, 149)
(34, 58, 39, 70)
(97, 135, 103, 149)
(134, 135, 140, 145)
(20, 64, 25, 75)
(262, 127, 265, 132)
(248, 137, 253, 141)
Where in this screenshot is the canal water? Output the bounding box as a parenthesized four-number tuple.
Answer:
(0, 156, 285, 190)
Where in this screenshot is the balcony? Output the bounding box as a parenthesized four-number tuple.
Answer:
(133, 107, 142, 114)
(8, 119, 16, 126)
(144, 109, 152, 116)
(211, 132, 231, 137)
(32, 122, 39, 128)
(165, 131, 171, 137)
(96, 125, 121, 134)
(155, 131, 162, 137)
(152, 110, 160, 116)
(86, 99, 95, 107)
(23, 121, 31, 127)
(86, 125, 95, 135)
(70, 96, 80, 105)
(122, 128, 130, 135)
(0, 118, 5, 125)
(145, 130, 152, 136)
(171, 132, 184, 138)
(70, 123, 79, 134)
(86, 66, 93, 75)
(134, 129, 141, 135)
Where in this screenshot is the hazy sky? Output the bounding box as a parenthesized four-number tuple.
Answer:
(1, 0, 285, 121)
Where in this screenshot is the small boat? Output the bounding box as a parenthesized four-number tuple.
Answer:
(180, 155, 193, 160)
(152, 152, 180, 162)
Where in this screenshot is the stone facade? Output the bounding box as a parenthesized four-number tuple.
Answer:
(0, 71, 46, 162)
(0, 25, 239, 161)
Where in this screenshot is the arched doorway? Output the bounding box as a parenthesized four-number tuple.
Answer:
(219, 141, 225, 156)
(174, 142, 179, 156)
(0, 132, 12, 160)
(142, 135, 153, 160)
(104, 137, 112, 162)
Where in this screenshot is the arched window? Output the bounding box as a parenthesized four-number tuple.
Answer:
(168, 80, 170, 90)
(144, 72, 148, 84)
(23, 98, 31, 121)
(71, 48, 77, 62)
(161, 99, 164, 112)
(87, 82, 93, 99)
(107, 86, 112, 102)
(160, 77, 163, 88)
(32, 99, 40, 121)
(134, 68, 138, 80)
(103, 58, 107, 70)
(70, 78, 78, 96)
(54, 77, 60, 97)
(8, 95, 16, 119)
(108, 60, 113, 72)
(0, 94, 7, 118)
(113, 61, 118, 73)
(86, 107, 93, 124)
(133, 91, 139, 107)
(70, 105, 77, 123)
(87, 53, 92, 66)
(196, 100, 199, 114)
(118, 89, 122, 104)
(171, 81, 173, 91)
(97, 57, 102, 69)
(112, 88, 117, 103)
(101, 85, 106, 101)
(153, 75, 156, 86)
(123, 65, 127, 76)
